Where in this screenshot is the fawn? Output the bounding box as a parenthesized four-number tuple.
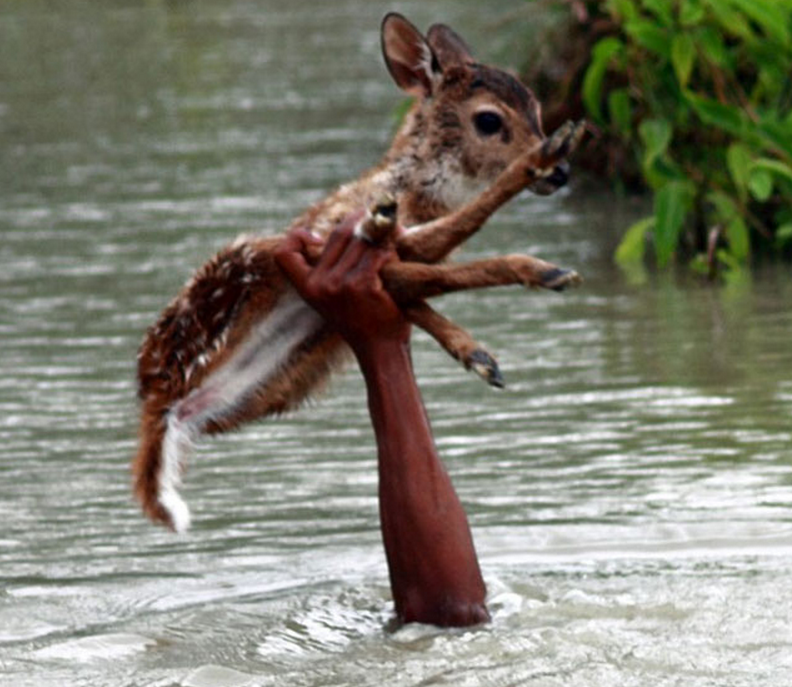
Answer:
(133, 13, 585, 532)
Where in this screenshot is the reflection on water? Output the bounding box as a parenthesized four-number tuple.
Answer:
(2, 1, 792, 686)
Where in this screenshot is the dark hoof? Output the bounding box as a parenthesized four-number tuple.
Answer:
(467, 349, 504, 388)
(543, 121, 574, 159)
(542, 120, 586, 163)
(540, 267, 583, 292)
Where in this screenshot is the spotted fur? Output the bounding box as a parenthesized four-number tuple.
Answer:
(133, 13, 575, 531)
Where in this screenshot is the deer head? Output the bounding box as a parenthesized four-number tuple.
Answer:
(381, 13, 568, 211)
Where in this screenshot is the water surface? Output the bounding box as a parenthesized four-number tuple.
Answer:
(2, 1, 792, 686)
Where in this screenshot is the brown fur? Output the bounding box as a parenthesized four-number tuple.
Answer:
(132, 13, 584, 529)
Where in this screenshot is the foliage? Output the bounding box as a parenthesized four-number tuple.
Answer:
(576, 0, 792, 273)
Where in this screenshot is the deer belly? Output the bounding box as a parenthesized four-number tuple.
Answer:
(174, 290, 322, 430)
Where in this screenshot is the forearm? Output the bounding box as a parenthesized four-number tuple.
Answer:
(274, 218, 487, 626)
(356, 341, 436, 486)
(355, 341, 488, 627)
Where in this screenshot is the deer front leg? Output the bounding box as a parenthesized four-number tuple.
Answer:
(382, 254, 582, 303)
(396, 120, 586, 264)
(404, 300, 504, 388)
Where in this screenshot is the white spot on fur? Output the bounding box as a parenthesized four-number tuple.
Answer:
(369, 170, 393, 188)
(231, 233, 256, 248)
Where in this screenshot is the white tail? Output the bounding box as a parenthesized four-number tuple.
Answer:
(159, 412, 193, 533)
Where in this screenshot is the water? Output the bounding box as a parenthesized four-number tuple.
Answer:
(2, 1, 792, 685)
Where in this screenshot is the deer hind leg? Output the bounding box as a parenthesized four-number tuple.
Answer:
(404, 301, 504, 388)
(383, 254, 582, 303)
(396, 120, 586, 264)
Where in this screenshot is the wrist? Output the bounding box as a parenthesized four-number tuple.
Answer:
(351, 336, 412, 379)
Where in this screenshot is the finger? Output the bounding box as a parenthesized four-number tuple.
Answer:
(280, 227, 323, 254)
(274, 230, 316, 290)
(297, 227, 324, 245)
(289, 227, 325, 264)
(332, 233, 371, 277)
(346, 246, 395, 295)
(348, 244, 391, 281)
(318, 211, 364, 270)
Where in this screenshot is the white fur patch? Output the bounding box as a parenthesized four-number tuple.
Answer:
(156, 290, 323, 531)
(180, 290, 322, 426)
(159, 412, 194, 533)
(438, 171, 489, 211)
(417, 38, 436, 82)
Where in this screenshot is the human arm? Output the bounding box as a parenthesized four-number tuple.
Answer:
(274, 217, 489, 627)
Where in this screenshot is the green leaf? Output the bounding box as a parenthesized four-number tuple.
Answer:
(695, 26, 731, 67)
(623, 19, 671, 58)
(748, 168, 774, 200)
(706, 0, 753, 39)
(638, 119, 676, 188)
(750, 158, 792, 185)
(689, 253, 711, 275)
(725, 216, 750, 261)
(707, 189, 751, 261)
(776, 223, 792, 247)
(685, 92, 746, 135)
(653, 181, 692, 266)
(679, 0, 705, 26)
(608, 88, 633, 135)
(707, 189, 737, 220)
(671, 33, 696, 87)
(755, 120, 792, 162)
(582, 37, 623, 123)
(607, 0, 638, 22)
(641, 0, 673, 26)
(728, 0, 791, 46)
(726, 143, 753, 198)
(592, 35, 625, 61)
(639, 118, 672, 165)
(719, 249, 748, 286)
(615, 216, 654, 264)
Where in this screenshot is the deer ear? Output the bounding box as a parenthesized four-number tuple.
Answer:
(427, 24, 474, 69)
(381, 13, 440, 97)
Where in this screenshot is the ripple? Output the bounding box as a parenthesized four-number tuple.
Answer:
(33, 633, 157, 662)
(183, 665, 258, 687)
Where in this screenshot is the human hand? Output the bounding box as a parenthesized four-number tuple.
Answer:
(274, 211, 411, 357)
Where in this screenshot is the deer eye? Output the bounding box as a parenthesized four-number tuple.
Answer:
(473, 111, 503, 136)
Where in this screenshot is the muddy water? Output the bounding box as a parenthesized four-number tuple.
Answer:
(2, 1, 792, 686)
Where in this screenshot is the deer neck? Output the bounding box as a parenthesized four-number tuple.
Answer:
(376, 108, 487, 226)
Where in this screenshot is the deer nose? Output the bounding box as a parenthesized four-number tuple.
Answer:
(529, 160, 571, 196)
(546, 161, 569, 188)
